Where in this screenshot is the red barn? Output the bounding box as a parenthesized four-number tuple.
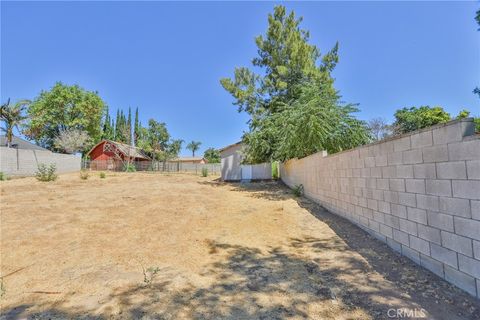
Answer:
(87, 140, 150, 171)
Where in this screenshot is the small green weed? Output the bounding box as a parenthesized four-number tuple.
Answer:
(80, 170, 89, 180)
(201, 167, 208, 177)
(293, 184, 304, 197)
(35, 164, 57, 182)
(99, 172, 106, 179)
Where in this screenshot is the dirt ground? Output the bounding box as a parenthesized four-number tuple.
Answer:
(1, 172, 480, 319)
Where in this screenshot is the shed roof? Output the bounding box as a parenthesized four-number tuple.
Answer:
(87, 140, 151, 160)
(219, 141, 243, 153)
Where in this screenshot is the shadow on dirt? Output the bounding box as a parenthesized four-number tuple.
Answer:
(3, 182, 480, 320)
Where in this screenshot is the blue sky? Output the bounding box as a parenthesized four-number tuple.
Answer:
(2, 1, 479, 156)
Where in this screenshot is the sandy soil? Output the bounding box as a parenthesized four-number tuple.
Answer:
(1, 172, 479, 319)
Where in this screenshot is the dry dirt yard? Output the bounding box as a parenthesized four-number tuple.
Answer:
(1, 172, 480, 320)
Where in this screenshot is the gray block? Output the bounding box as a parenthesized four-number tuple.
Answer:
(420, 253, 444, 278)
(458, 254, 480, 278)
(444, 265, 477, 297)
(439, 197, 471, 218)
(452, 180, 480, 200)
(411, 131, 433, 149)
(409, 235, 431, 255)
(399, 218, 418, 235)
(414, 163, 437, 179)
(416, 194, 439, 211)
(441, 231, 473, 257)
(454, 217, 480, 241)
(405, 179, 426, 194)
(466, 160, 480, 179)
(448, 139, 480, 161)
(437, 161, 467, 179)
(398, 192, 417, 207)
(403, 149, 423, 165)
(407, 207, 427, 224)
(389, 178, 405, 192)
(426, 180, 452, 197)
(473, 200, 480, 221)
(418, 224, 442, 245)
(474, 241, 480, 260)
(387, 152, 403, 166)
(393, 229, 410, 245)
(394, 136, 411, 152)
(391, 203, 407, 218)
(396, 165, 414, 178)
(422, 145, 448, 163)
(427, 211, 454, 232)
(380, 223, 393, 238)
(431, 243, 458, 268)
(402, 245, 421, 264)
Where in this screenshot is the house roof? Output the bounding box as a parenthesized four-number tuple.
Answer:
(171, 157, 207, 162)
(87, 140, 151, 160)
(219, 141, 243, 152)
(0, 135, 48, 151)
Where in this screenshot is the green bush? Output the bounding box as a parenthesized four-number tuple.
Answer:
(123, 163, 136, 172)
(201, 167, 208, 177)
(272, 161, 279, 180)
(0, 172, 5, 181)
(293, 184, 304, 197)
(99, 172, 106, 179)
(80, 170, 89, 180)
(35, 164, 57, 182)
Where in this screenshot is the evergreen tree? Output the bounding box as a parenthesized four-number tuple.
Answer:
(127, 107, 132, 145)
(134, 107, 140, 145)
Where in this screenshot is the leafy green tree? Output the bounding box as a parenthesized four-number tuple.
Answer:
(204, 147, 220, 163)
(134, 107, 140, 145)
(186, 141, 201, 157)
(456, 109, 470, 119)
(475, 10, 480, 98)
(221, 6, 369, 162)
(24, 82, 105, 150)
(102, 106, 114, 140)
(392, 106, 451, 134)
(0, 98, 30, 147)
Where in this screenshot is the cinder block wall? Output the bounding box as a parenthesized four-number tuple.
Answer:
(280, 118, 480, 298)
(0, 147, 81, 176)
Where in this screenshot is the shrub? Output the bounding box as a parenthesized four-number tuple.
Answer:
(293, 184, 304, 197)
(80, 170, 89, 180)
(272, 161, 279, 180)
(35, 164, 57, 182)
(0, 172, 5, 181)
(201, 167, 208, 177)
(99, 172, 106, 179)
(123, 163, 136, 172)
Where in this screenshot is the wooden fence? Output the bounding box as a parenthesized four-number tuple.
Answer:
(82, 159, 221, 174)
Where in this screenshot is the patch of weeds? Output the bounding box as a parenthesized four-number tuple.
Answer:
(142, 266, 160, 286)
(293, 184, 304, 197)
(79, 170, 89, 180)
(99, 172, 106, 179)
(201, 167, 208, 177)
(124, 163, 136, 172)
(0, 279, 5, 299)
(35, 164, 57, 182)
(0, 172, 9, 181)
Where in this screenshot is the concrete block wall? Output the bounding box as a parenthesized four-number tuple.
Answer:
(0, 147, 81, 176)
(280, 118, 480, 298)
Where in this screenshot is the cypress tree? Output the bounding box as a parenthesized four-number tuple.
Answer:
(134, 107, 139, 145)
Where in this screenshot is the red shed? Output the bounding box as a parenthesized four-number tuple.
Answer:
(87, 140, 151, 171)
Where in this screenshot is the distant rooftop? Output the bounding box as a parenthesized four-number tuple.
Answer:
(0, 135, 48, 151)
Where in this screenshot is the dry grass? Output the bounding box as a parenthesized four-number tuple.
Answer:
(1, 172, 479, 319)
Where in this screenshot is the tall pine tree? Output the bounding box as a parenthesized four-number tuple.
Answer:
(134, 107, 140, 145)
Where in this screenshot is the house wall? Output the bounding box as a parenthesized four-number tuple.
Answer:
(221, 144, 243, 181)
(0, 147, 81, 176)
(280, 118, 480, 298)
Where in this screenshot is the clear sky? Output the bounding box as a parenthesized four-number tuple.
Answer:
(2, 1, 479, 156)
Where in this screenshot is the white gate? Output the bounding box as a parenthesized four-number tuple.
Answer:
(241, 165, 253, 181)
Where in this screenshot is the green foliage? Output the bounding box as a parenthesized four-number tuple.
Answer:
(0, 98, 30, 147)
(221, 6, 369, 162)
(0, 278, 5, 299)
(136, 119, 182, 161)
(475, 118, 480, 133)
(143, 266, 160, 286)
(186, 141, 202, 157)
(392, 106, 451, 134)
(456, 109, 470, 119)
(201, 167, 208, 177)
(0, 172, 5, 181)
(80, 170, 89, 180)
(293, 184, 304, 197)
(35, 164, 57, 182)
(99, 172, 106, 179)
(272, 161, 279, 180)
(123, 163, 136, 172)
(134, 107, 140, 145)
(25, 82, 105, 150)
(203, 147, 220, 163)
(101, 106, 115, 141)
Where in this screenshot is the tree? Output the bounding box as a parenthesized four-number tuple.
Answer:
(474, 10, 480, 98)
(53, 128, 91, 154)
(137, 119, 170, 161)
(221, 6, 369, 162)
(204, 147, 220, 163)
(392, 106, 451, 135)
(368, 117, 392, 141)
(134, 107, 140, 145)
(127, 107, 132, 145)
(186, 141, 201, 157)
(0, 98, 30, 147)
(24, 82, 105, 150)
(102, 106, 114, 140)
